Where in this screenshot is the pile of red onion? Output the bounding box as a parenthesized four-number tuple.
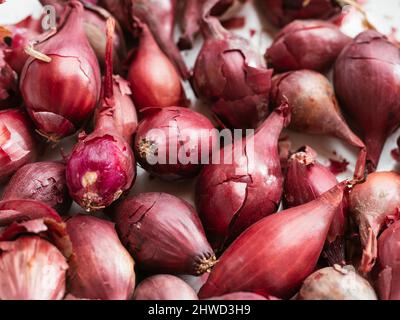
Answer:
(3, 0, 400, 301)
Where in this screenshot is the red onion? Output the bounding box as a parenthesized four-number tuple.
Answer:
(271, 70, 366, 179)
(0, 199, 72, 257)
(284, 147, 346, 265)
(178, 273, 210, 294)
(133, 275, 198, 300)
(260, 0, 341, 27)
(0, 236, 68, 300)
(134, 107, 216, 180)
(127, 21, 186, 112)
(178, 0, 247, 50)
(66, 18, 136, 212)
(196, 104, 290, 251)
(114, 192, 216, 275)
(334, 30, 400, 171)
(193, 16, 273, 129)
(66, 215, 135, 300)
(0, 109, 38, 183)
(40, 0, 127, 71)
(2, 16, 41, 74)
(266, 20, 351, 72)
(0, 48, 18, 108)
(2, 161, 72, 215)
(349, 172, 400, 274)
(207, 292, 270, 300)
(298, 265, 377, 300)
(198, 182, 346, 299)
(376, 220, 400, 300)
(20, 1, 101, 141)
(94, 75, 138, 145)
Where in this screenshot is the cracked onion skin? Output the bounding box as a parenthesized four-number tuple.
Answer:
(376, 220, 400, 300)
(134, 107, 217, 180)
(349, 172, 400, 274)
(2, 161, 72, 215)
(66, 215, 135, 300)
(66, 18, 136, 212)
(0, 109, 38, 184)
(0, 236, 68, 300)
(114, 192, 216, 276)
(266, 20, 351, 72)
(20, 0, 101, 141)
(133, 275, 198, 300)
(334, 30, 400, 171)
(284, 147, 346, 265)
(196, 103, 290, 251)
(260, 0, 340, 27)
(298, 265, 377, 300)
(128, 21, 186, 112)
(193, 16, 272, 129)
(198, 182, 346, 299)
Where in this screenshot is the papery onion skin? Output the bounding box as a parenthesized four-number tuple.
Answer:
(298, 265, 377, 300)
(0, 236, 68, 300)
(349, 172, 400, 274)
(114, 192, 216, 276)
(20, 0, 101, 141)
(376, 220, 400, 300)
(2, 161, 72, 215)
(260, 0, 340, 27)
(133, 275, 198, 300)
(134, 107, 217, 180)
(196, 104, 290, 251)
(178, 273, 210, 294)
(193, 16, 272, 129)
(128, 22, 186, 112)
(178, 0, 247, 50)
(0, 109, 38, 183)
(198, 183, 346, 299)
(66, 215, 135, 300)
(284, 147, 346, 265)
(334, 30, 400, 170)
(66, 18, 136, 212)
(266, 19, 351, 72)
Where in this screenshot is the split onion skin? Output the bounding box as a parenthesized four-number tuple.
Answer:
(334, 30, 400, 170)
(66, 215, 136, 300)
(133, 275, 198, 300)
(198, 183, 346, 299)
(114, 192, 216, 276)
(266, 19, 351, 72)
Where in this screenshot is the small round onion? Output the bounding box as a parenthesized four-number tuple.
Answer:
(0, 109, 38, 184)
(298, 265, 377, 300)
(133, 275, 199, 300)
(0, 236, 68, 300)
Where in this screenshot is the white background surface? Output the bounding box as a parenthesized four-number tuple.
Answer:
(1, 0, 400, 212)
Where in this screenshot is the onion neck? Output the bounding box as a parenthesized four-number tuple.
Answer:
(200, 16, 229, 40)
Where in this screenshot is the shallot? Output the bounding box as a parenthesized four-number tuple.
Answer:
(133, 275, 198, 300)
(348, 172, 400, 274)
(298, 265, 377, 300)
(376, 220, 400, 300)
(134, 107, 216, 180)
(266, 19, 351, 72)
(20, 0, 101, 141)
(178, 273, 210, 294)
(193, 16, 272, 129)
(66, 18, 136, 212)
(198, 182, 346, 299)
(334, 30, 400, 170)
(0, 109, 38, 183)
(66, 215, 135, 300)
(284, 147, 346, 265)
(114, 192, 216, 276)
(196, 103, 290, 250)
(127, 20, 186, 112)
(2, 161, 72, 215)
